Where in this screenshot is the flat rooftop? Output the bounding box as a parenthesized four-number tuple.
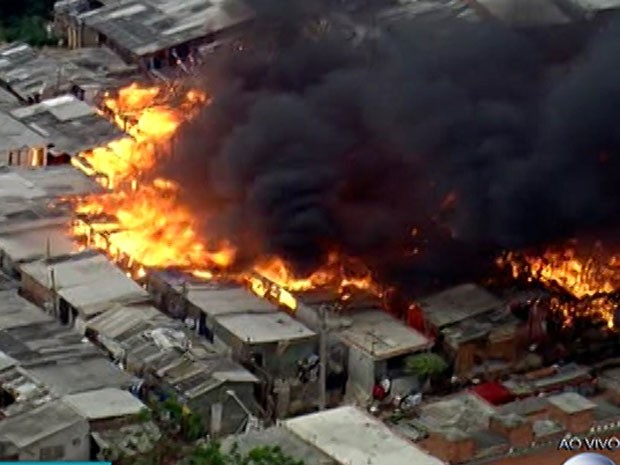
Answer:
(57, 272, 150, 317)
(80, 0, 254, 57)
(547, 392, 597, 414)
(417, 283, 503, 329)
(25, 356, 134, 396)
(416, 392, 498, 435)
(63, 387, 146, 420)
(217, 311, 316, 344)
(0, 290, 54, 330)
(337, 310, 431, 359)
(0, 110, 47, 157)
(222, 426, 337, 465)
(284, 406, 447, 465)
(0, 166, 102, 223)
(0, 165, 103, 198)
(187, 286, 276, 318)
(10, 94, 124, 155)
(0, 400, 86, 448)
(21, 252, 127, 290)
(0, 219, 78, 263)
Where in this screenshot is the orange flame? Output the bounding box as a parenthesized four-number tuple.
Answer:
(70, 81, 380, 304)
(498, 242, 619, 329)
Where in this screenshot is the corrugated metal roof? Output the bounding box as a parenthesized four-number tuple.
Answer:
(80, 0, 254, 56)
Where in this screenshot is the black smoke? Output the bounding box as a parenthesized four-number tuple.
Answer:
(156, 2, 620, 285)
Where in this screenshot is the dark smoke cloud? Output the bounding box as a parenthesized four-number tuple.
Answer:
(158, 3, 620, 282)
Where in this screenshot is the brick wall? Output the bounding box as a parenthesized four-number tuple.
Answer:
(489, 417, 533, 448)
(421, 432, 476, 463)
(548, 406, 594, 434)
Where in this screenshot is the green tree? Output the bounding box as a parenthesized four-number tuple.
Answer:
(0, 0, 57, 46)
(404, 352, 448, 392)
(187, 442, 304, 465)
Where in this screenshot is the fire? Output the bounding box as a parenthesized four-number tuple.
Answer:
(73, 182, 236, 272)
(498, 242, 620, 328)
(70, 81, 380, 304)
(254, 253, 382, 299)
(72, 83, 207, 188)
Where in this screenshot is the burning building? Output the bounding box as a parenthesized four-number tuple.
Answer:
(42, 0, 620, 426)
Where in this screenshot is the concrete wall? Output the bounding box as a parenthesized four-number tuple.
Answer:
(187, 381, 256, 437)
(20, 272, 54, 309)
(19, 418, 90, 461)
(346, 345, 376, 400)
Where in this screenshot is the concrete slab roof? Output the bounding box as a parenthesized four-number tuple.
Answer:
(337, 310, 431, 360)
(21, 252, 123, 290)
(187, 287, 276, 317)
(0, 400, 87, 448)
(222, 426, 337, 465)
(284, 406, 447, 465)
(547, 392, 597, 414)
(63, 387, 146, 420)
(217, 311, 316, 345)
(0, 219, 78, 263)
(0, 166, 102, 203)
(417, 392, 498, 435)
(26, 356, 134, 396)
(0, 291, 54, 330)
(57, 273, 150, 317)
(0, 110, 47, 155)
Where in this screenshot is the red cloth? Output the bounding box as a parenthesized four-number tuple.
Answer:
(407, 305, 426, 333)
(470, 382, 515, 405)
(372, 384, 387, 400)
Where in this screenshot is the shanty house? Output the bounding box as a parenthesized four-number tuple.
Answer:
(84, 303, 180, 364)
(283, 406, 448, 465)
(417, 284, 520, 377)
(20, 251, 150, 328)
(222, 426, 337, 465)
(0, 94, 123, 167)
(0, 219, 80, 276)
(334, 309, 432, 402)
(0, 400, 90, 461)
(56, 0, 254, 70)
(149, 352, 259, 437)
(62, 387, 148, 429)
(0, 42, 132, 103)
(7, 94, 124, 165)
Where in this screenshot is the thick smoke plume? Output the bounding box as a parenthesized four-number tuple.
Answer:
(156, 1, 620, 285)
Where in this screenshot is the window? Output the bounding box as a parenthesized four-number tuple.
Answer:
(40, 445, 64, 461)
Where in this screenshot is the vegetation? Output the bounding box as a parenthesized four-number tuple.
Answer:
(0, 0, 57, 46)
(404, 352, 449, 378)
(118, 396, 303, 465)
